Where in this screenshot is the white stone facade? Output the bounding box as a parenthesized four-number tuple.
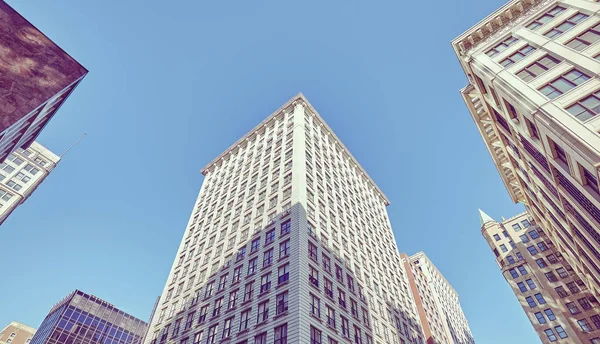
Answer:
(0, 141, 60, 225)
(144, 94, 428, 344)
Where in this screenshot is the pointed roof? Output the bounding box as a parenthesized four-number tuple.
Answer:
(478, 209, 495, 226)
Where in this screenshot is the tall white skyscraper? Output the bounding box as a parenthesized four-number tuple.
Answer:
(145, 94, 433, 344)
(0, 141, 60, 225)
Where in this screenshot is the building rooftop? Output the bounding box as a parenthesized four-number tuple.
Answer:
(200, 92, 391, 205)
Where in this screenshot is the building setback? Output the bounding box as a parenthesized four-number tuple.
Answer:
(30, 290, 147, 344)
(401, 253, 475, 344)
(0, 2, 87, 163)
(453, 0, 600, 340)
(144, 94, 436, 344)
(0, 322, 36, 344)
(0, 141, 59, 225)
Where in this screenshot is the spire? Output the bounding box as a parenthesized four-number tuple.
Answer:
(478, 209, 495, 226)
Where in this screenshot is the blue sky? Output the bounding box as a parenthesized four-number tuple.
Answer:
(1, 0, 538, 342)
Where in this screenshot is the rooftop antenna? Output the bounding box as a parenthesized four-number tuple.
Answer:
(60, 132, 87, 158)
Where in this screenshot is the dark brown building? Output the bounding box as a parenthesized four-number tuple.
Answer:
(0, 2, 87, 162)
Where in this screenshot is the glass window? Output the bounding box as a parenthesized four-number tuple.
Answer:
(544, 329, 557, 342)
(535, 312, 547, 324)
(539, 69, 590, 99)
(517, 282, 527, 292)
(555, 326, 568, 339)
(501, 45, 536, 67)
(545, 309, 556, 321)
(486, 36, 519, 57)
(527, 6, 566, 30)
(566, 23, 600, 51)
(544, 13, 588, 38)
(517, 55, 560, 81)
(526, 279, 537, 290)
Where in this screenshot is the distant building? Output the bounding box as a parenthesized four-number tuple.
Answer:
(30, 290, 147, 344)
(0, 141, 59, 225)
(480, 211, 600, 344)
(0, 322, 36, 344)
(0, 2, 87, 162)
(402, 252, 475, 344)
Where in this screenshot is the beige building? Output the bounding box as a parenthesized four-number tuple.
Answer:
(480, 211, 600, 343)
(145, 94, 431, 344)
(0, 141, 60, 225)
(401, 253, 475, 344)
(0, 322, 35, 344)
(453, 0, 600, 340)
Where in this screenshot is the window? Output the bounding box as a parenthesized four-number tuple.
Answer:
(567, 301, 581, 314)
(567, 89, 600, 121)
(279, 240, 290, 258)
(507, 255, 515, 264)
(553, 142, 568, 166)
(547, 253, 559, 264)
(509, 268, 519, 278)
(353, 326, 362, 344)
(544, 309, 556, 321)
(309, 242, 318, 260)
(525, 279, 537, 289)
(535, 312, 547, 324)
(233, 266, 242, 283)
(339, 289, 347, 308)
(206, 325, 217, 344)
(512, 223, 521, 231)
(274, 324, 288, 344)
(212, 297, 224, 317)
(310, 326, 322, 344)
(310, 265, 319, 287)
(254, 332, 267, 344)
(327, 306, 336, 328)
(257, 301, 269, 323)
(341, 317, 350, 337)
(582, 167, 600, 195)
(503, 230, 509, 238)
(323, 254, 331, 272)
(218, 275, 227, 291)
(566, 23, 600, 51)
(591, 315, 600, 329)
(545, 271, 558, 282)
(335, 265, 344, 282)
(325, 279, 334, 298)
(486, 36, 519, 57)
(278, 263, 289, 284)
(265, 229, 275, 245)
(192, 332, 203, 344)
(251, 239, 260, 253)
(529, 229, 540, 239)
(198, 305, 208, 323)
(172, 318, 182, 337)
(578, 297, 593, 310)
(535, 293, 546, 304)
(311, 294, 321, 318)
(204, 282, 214, 298)
(517, 55, 560, 82)
(527, 6, 566, 30)
(544, 329, 557, 342)
(222, 317, 233, 339)
(239, 309, 250, 331)
(521, 220, 531, 228)
(248, 258, 257, 275)
(555, 286, 568, 298)
(518, 265, 528, 275)
(276, 291, 289, 314)
(566, 281, 580, 294)
(499, 244, 508, 252)
(500, 45, 536, 67)
(520, 234, 530, 243)
(536, 258, 547, 268)
(578, 318, 593, 332)
(228, 290, 238, 309)
(260, 273, 271, 293)
(526, 296, 537, 308)
(544, 13, 588, 38)
(555, 326, 568, 339)
(263, 249, 273, 267)
(556, 267, 568, 278)
(243, 282, 254, 302)
(516, 251, 523, 260)
(493, 234, 501, 241)
(517, 282, 527, 292)
(281, 220, 291, 235)
(185, 312, 195, 330)
(539, 69, 590, 99)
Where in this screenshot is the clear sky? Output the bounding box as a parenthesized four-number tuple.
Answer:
(1, 0, 539, 343)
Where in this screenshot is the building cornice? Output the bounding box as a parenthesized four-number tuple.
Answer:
(451, 0, 553, 57)
(200, 93, 391, 205)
